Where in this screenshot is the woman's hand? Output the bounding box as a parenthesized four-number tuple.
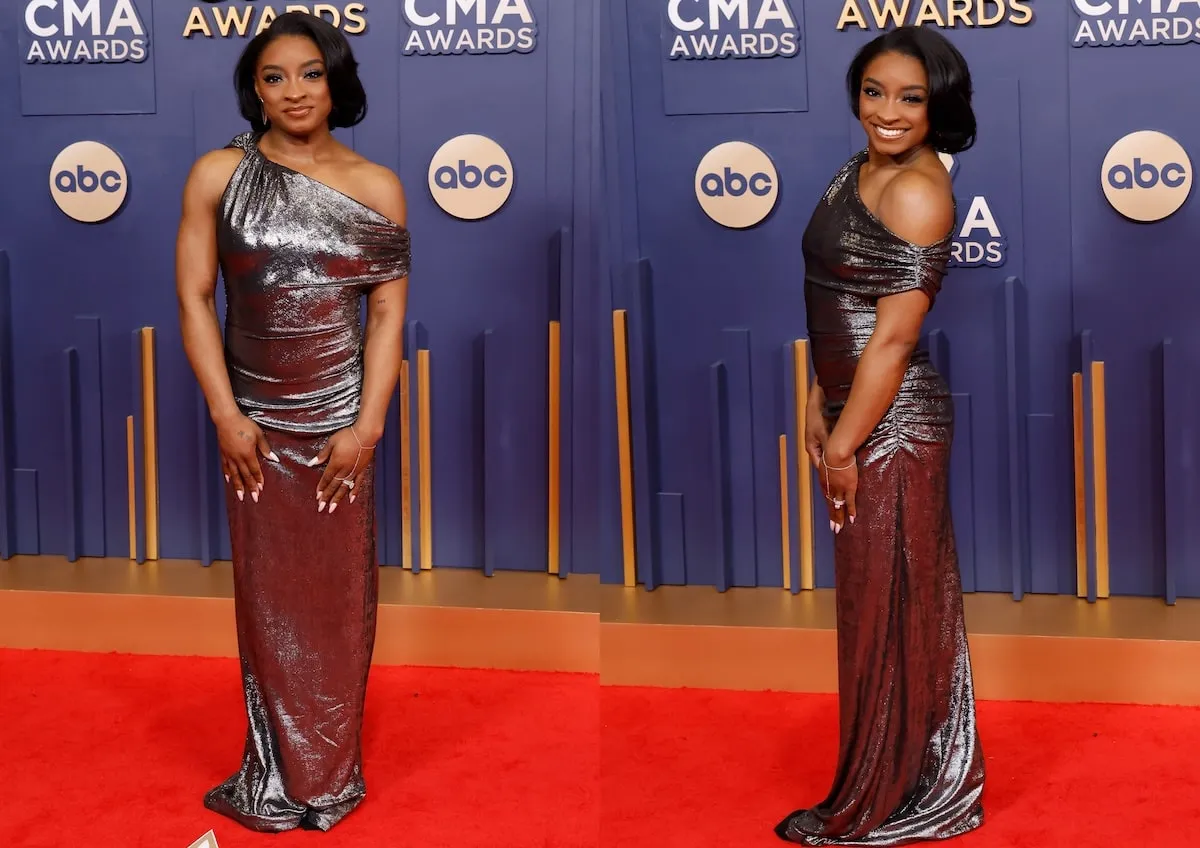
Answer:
(805, 403, 829, 474)
(309, 426, 375, 514)
(215, 411, 276, 503)
(821, 445, 858, 534)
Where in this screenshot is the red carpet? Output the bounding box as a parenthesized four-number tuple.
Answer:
(602, 686, 1200, 847)
(0, 649, 598, 848)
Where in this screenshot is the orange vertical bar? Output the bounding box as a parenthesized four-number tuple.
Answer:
(613, 311, 636, 587)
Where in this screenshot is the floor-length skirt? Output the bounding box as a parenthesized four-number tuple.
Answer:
(204, 428, 377, 832)
(776, 429, 985, 845)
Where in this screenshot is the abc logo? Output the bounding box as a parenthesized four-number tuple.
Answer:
(427, 134, 513, 221)
(694, 141, 779, 229)
(1101, 130, 1192, 223)
(49, 141, 128, 223)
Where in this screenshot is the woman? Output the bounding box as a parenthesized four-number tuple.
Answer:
(175, 12, 411, 833)
(774, 26, 985, 845)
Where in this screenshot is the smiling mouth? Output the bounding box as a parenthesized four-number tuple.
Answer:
(872, 125, 908, 140)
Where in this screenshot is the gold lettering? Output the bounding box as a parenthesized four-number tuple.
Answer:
(1009, 0, 1034, 25)
(343, 3, 368, 34)
(946, 0, 973, 26)
(214, 5, 254, 37)
(256, 7, 278, 35)
(835, 0, 869, 30)
(870, 0, 912, 28)
(182, 7, 213, 38)
(977, 0, 1005, 26)
(313, 4, 343, 27)
(913, 0, 947, 26)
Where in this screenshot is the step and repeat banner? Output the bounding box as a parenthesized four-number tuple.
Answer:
(0, 0, 602, 576)
(602, 0, 1199, 599)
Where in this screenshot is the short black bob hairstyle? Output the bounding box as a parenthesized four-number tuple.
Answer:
(234, 11, 367, 134)
(846, 25, 975, 155)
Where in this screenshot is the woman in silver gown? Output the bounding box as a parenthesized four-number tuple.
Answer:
(775, 27, 985, 846)
(176, 13, 411, 832)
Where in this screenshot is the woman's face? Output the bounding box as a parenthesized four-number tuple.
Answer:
(857, 51, 930, 158)
(254, 34, 332, 136)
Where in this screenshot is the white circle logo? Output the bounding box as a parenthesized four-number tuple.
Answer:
(427, 134, 514, 221)
(1101, 131, 1192, 223)
(49, 141, 128, 223)
(694, 141, 779, 229)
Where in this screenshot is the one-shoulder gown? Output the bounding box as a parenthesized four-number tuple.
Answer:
(775, 150, 985, 845)
(203, 131, 412, 832)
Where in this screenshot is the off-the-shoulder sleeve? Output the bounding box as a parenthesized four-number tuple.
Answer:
(892, 241, 950, 307)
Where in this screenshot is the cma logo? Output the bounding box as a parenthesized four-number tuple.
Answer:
(1071, 0, 1200, 46)
(428, 134, 515, 221)
(666, 0, 801, 59)
(403, 0, 538, 56)
(49, 141, 129, 223)
(1101, 130, 1192, 222)
(940, 153, 1007, 269)
(22, 0, 149, 64)
(694, 141, 779, 229)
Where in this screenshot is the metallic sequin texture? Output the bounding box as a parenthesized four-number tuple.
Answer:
(202, 132, 410, 833)
(775, 150, 985, 846)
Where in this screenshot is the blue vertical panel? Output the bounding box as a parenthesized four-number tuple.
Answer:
(622, 259, 661, 589)
(14, 470, 40, 556)
(656, 492, 686, 587)
(1026, 413, 1070, 595)
(553, 226, 575, 578)
(63, 348, 82, 563)
(1161, 339, 1190, 606)
(927, 330, 951, 388)
(1003, 277, 1030, 599)
(1078, 331, 1099, 603)
(708, 361, 731, 592)
(0, 251, 14, 559)
(74, 317, 106, 557)
(483, 330, 548, 576)
(373, 395, 392, 567)
(951, 394, 977, 594)
(196, 386, 216, 567)
(721, 329, 757, 587)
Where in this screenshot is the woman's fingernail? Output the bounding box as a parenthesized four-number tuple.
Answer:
(268, 452, 280, 462)
(224, 474, 230, 483)
(307, 456, 320, 467)
(318, 500, 326, 513)
(329, 502, 338, 514)
(349, 494, 356, 504)
(835, 523, 842, 534)
(251, 490, 259, 504)
(236, 490, 244, 502)
(830, 520, 835, 532)
(850, 515, 855, 524)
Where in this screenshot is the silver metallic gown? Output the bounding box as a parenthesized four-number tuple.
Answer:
(775, 150, 985, 845)
(203, 131, 411, 832)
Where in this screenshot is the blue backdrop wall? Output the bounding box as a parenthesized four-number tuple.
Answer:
(0, 0, 605, 577)
(601, 0, 1200, 600)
